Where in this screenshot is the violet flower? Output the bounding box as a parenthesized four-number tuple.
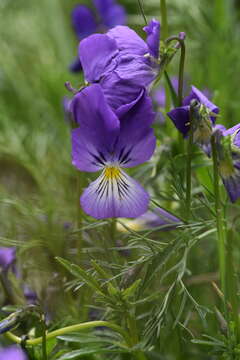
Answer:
(70, 0, 126, 72)
(71, 84, 156, 219)
(79, 19, 160, 110)
(167, 86, 219, 152)
(0, 247, 16, 272)
(117, 207, 182, 232)
(214, 124, 240, 202)
(0, 346, 27, 360)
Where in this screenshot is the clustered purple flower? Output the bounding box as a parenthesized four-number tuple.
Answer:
(70, 15, 163, 220)
(167, 86, 240, 203)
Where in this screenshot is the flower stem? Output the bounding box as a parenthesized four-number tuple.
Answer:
(137, 0, 147, 25)
(185, 109, 194, 222)
(41, 313, 47, 360)
(160, 0, 168, 40)
(5, 320, 128, 346)
(126, 313, 147, 360)
(211, 136, 226, 296)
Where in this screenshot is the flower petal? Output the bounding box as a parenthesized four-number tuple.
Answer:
(80, 169, 149, 219)
(221, 162, 240, 202)
(69, 56, 82, 73)
(143, 19, 160, 58)
(107, 26, 148, 55)
(113, 91, 156, 167)
(93, 0, 126, 27)
(183, 85, 219, 117)
(79, 34, 118, 82)
(71, 85, 120, 172)
(72, 5, 97, 39)
(0, 346, 27, 360)
(0, 247, 16, 271)
(167, 106, 190, 136)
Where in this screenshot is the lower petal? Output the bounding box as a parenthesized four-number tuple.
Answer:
(80, 169, 149, 219)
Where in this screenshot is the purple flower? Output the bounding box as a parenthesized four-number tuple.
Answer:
(70, 0, 126, 72)
(117, 207, 181, 231)
(0, 247, 16, 272)
(167, 86, 219, 147)
(79, 19, 160, 110)
(0, 346, 28, 360)
(215, 124, 240, 202)
(71, 84, 156, 219)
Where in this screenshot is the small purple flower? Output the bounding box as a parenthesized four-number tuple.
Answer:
(71, 84, 156, 219)
(167, 86, 219, 154)
(0, 247, 16, 272)
(23, 285, 38, 304)
(118, 207, 181, 231)
(70, 0, 126, 72)
(79, 19, 160, 110)
(0, 346, 28, 360)
(215, 124, 240, 202)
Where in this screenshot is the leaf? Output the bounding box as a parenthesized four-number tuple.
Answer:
(57, 347, 127, 359)
(122, 279, 142, 300)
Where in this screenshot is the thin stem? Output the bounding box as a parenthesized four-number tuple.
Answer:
(165, 36, 186, 106)
(126, 313, 147, 360)
(211, 136, 226, 296)
(41, 313, 47, 360)
(185, 109, 194, 222)
(137, 0, 147, 25)
(5, 321, 128, 346)
(160, 0, 168, 40)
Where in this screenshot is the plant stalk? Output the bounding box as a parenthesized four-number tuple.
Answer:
(211, 136, 226, 296)
(160, 0, 168, 40)
(185, 109, 194, 222)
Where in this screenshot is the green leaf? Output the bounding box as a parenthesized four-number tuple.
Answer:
(122, 279, 142, 300)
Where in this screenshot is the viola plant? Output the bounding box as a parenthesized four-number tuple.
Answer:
(71, 84, 156, 218)
(70, 0, 126, 72)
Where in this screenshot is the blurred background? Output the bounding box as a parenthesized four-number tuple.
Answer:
(0, 0, 240, 356)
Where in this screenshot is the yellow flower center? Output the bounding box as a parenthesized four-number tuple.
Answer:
(104, 166, 121, 180)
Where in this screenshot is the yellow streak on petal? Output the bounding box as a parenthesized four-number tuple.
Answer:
(104, 167, 121, 180)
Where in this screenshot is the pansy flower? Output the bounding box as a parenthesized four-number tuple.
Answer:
(167, 86, 219, 153)
(213, 124, 240, 202)
(71, 84, 156, 219)
(0, 346, 28, 360)
(70, 0, 126, 72)
(117, 207, 182, 232)
(79, 19, 160, 110)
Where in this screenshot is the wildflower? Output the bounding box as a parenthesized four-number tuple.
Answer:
(167, 86, 219, 152)
(70, 0, 126, 72)
(0, 346, 27, 360)
(0, 247, 16, 272)
(214, 124, 240, 202)
(71, 84, 156, 219)
(117, 207, 181, 232)
(79, 19, 160, 110)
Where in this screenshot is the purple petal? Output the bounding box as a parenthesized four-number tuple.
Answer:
(0, 346, 28, 360)
(81, 169, 149, 219)
(183, 85, 219, 118)
(143, 19, 160, 58)
(223, 123, 240, 137)
(167, 106, 190, 136)
(69, 56, 82, 73)
(71, 85, 120, 172)
(114, 91, 156, 167)
(94, 0, 126, 27)
(153, 87, 166, 108)
(72, 5, 97, 39)
(101, 54, 156, 110)
(107, 26, 148, 56)
(0, 247, 16, 271)
(79, 34, 118, 82)
(221, 162, 240, 202)
(126, 207, 181, 231)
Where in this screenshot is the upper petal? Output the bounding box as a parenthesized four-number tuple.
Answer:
(71, 85, 120, 171)
(107, 26, 148, 55)
(143, 19, 161, 58)
(79, 34, 118, 82)
(183, 86, 219, 116)
(93, 0, 126, 27)
(72, 5, 97, 39)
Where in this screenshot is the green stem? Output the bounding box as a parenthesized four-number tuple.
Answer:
(185, 109, 194, 222)
(41, 313, 47, 360)
(160, 0, 168, 40)
(126, 313, 147, 360)
(5, 320, 128, 346)
(137, 0, 147, 25)
(211, 136, 226, 296)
